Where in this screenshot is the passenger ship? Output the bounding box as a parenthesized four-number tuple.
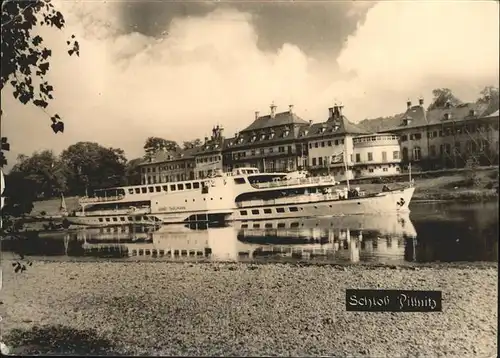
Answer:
(66, 167, 415, 227)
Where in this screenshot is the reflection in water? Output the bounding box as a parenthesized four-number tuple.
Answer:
(2, 202, 498, 264)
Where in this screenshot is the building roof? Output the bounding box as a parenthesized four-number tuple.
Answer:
(485, 109, 499, 118)
(299, 106, 368, 139)
(138, 147, 199, 166)
(241, 108, 309, 132)
(224, 124, 303, 150)
(360, 101, 496, 132)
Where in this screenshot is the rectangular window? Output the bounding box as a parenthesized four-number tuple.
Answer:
(383, 168, 388, 172)
(128, 188, 134, 194)
(112, 217, 118, 222)
(193, 182, 200, 189)
(240, 210, 248, 216)
(314, 142, 319, 148)
(135, 188, 140, 194)
(141, 187, 147, 194)
(321, 142, 325, 147)
(289, 207, 299, 212)
(335, 140, 339, 146)
(327, 140, 332, 146)
(264, 209, 272, 214)
(382, 151, 387, 161)
(356, 153, 361, 162)
(105, 218, 110, 222)
(276, 208, 285, 213)
(318, 157, 323, 166)
(120, 217, 126, 222)
(185, 183, 192, 190)
(369, 168, 374, 173)
(155, 186, 161, 192)
(312, 158, 317, 166)
(251, 209, 259, 215)
(148, 187, 154, 193)
(368, 152, 373, 161)
(234, 177, 246, 184)
(177, 184, 184, 190)
(393, 151, 400, 160)
(401, 135, 408, 142)
(98, 218, 103, 222)
(170, 184, 176, 191)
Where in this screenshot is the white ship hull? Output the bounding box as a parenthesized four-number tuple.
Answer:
(67, 187, 414, 227)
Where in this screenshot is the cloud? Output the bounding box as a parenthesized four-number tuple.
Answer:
(1, 0, 498, 169)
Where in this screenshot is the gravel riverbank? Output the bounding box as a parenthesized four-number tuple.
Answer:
(1, 260, 497, 357)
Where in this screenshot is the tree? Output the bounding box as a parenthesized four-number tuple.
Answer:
(10, 150, 68, 198)
(477, 86, 499, 115)
(125, 158, 144, 185)
(183, 138, 202, 150)
(427, 88, 463, 111)
(60, 142, 127, 195)
(144, 137, 180, 160)
(1, 0, 79, 138)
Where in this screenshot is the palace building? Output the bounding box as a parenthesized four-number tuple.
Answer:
(139, 148, 197, 184)
(222, 104, 310, 173)
(194, 125, 225, 179)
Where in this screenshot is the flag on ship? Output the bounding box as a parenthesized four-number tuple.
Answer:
(331, 151, 344, 163)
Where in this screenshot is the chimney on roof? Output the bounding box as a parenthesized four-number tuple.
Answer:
(333, 105, 340, 119)
(218, 125, 224, 138)
(289, 104, 294, 114)
(270, 103, 277, 118)
(204, 136, 209, 143)
(309, 120, 313, 126)
(418, 97, 424, 106)
(338, 104, 344, 116)
(255, 111, 260, 120)
(407, 99, 412, 109)
(328, 107, 334, 118)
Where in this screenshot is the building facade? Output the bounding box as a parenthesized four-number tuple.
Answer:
(194, 125, 225, 179)
(352, 133, 402, 178)
(301, 105, 367, 180)
(381, 98, 499, 170)
(223, 104, 310, 173)
(139, 149, 197, 185)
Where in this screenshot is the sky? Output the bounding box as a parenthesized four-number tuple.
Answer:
(1, 0, 499, 168)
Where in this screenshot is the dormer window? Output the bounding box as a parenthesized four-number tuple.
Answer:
(260, 134, 266, 140)
(283, 130, 290, 137)
(403, 118, 412, 126)
(332, 124, 339, 132)
(469, 109, 476, 117)
(443, 113, 451, 120)
(251, 135, 256, 142)
(270, 133, 275, 139)
(238, 137, 244, 144)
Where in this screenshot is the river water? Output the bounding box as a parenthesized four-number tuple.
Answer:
(2, 201, 498, 265)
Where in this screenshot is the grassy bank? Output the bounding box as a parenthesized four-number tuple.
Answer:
(0, 260, 497, 356)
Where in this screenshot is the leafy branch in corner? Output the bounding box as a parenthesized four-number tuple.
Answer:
(1, 0, 80, 134)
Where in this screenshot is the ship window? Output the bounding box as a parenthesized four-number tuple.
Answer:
(141, 187, 147, 193)
(253, 223, 260, 228)
(98, 218, 103, 222)
(155, 186, 161, 192)
(251, 209, 259, 215)
(186, 183, 192, 189)
(193, 182, 200, 189)
(128, 217, 133, 221)
(170, 185, 176, 191)
(105, 218, 110, 222)
(138, 249, 144, 256)
(145, 250, 151, 256)
(159, 250, 165, 256)
(120, 217, 125, 221)
(142, 216, 148, 220)
(240, 210, 248, 216)
(234, 177, 246, 184)
(265, 223, 273, 228)
(112, 217, 118, 222)
(148, 187, 154, 193)
(276, 208, 285, 213)
(264, 209, 272, 214)
(289, 207, 299, 212)
(277, 223, 286, 228)
(135, 188, 141, 194)
(241, 224, 248, 228)
(290, 222, 299, 228)
(132, 250, 137, 256)
(128, 189, 134, 194)
(177, 184, 184, 190)
(162, 185, 168, 192)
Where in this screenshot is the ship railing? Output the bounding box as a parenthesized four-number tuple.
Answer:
(251, 176, 336, 189)
(80, 195, 125, 204)
(75, 208, 150, 216)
